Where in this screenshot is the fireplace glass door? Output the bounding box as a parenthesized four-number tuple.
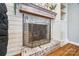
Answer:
(23, 15, 51, 48)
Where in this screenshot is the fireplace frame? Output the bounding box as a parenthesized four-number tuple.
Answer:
(22, 14, 51, 48)
(20, 3, 57, 48)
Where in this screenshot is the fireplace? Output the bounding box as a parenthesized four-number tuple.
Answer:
(19, 3, 56, 48)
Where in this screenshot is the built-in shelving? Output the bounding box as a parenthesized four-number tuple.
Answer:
(61, 4, 66, 20)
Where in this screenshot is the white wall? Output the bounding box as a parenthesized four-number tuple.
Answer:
(52, 4, 61, 41)
(6, 3, 23, 55)
(52, 3, 68, 46)
(52, 4, 68, 42)
(68, 3, 79, 43)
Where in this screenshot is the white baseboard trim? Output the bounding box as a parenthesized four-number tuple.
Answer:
(68, 41, 79, 46)
(60, 41, 69, 47)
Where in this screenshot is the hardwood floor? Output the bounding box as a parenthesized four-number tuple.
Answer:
(48, 43, 79, 56)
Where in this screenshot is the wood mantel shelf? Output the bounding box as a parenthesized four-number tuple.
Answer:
(19, 3, 57, 19)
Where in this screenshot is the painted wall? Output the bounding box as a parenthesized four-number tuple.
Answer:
(52, 4, 68, 44)
(68, 3, 79, 43)
(52, 4, 61, 41)
(6, 3, 23, 55)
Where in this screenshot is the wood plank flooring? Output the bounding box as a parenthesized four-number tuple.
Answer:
(48, 43, 79, 56)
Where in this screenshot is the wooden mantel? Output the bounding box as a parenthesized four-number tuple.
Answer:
(19, 3, 57, 19)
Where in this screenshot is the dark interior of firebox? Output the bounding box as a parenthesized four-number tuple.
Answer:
(29, 23, 47, 42)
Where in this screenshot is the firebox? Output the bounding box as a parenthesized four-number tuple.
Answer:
(29, 23, 47, 42)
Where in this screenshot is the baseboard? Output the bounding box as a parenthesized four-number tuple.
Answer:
(60, 41, 69, 47)
(54, 39, 79, 46)
(68, 41, 79, 46)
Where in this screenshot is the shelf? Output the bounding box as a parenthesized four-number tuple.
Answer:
(61, 4, 66, 9)
(61, 10, 66, 16)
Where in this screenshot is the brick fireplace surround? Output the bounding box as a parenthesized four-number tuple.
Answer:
(19, 3, 60, 56)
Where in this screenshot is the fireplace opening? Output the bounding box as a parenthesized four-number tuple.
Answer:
(23, 14, 51, 48)
(29, 23, 47, 42)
